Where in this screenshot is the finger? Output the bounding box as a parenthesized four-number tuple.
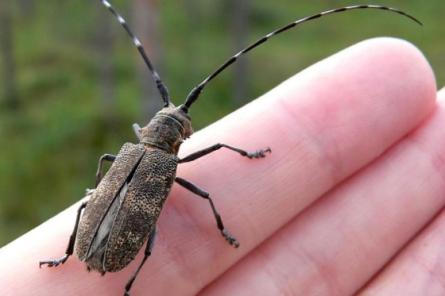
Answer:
(0, 37, 435, 295)
(358, 89, 445, 296)
(201, 92, 445, 295)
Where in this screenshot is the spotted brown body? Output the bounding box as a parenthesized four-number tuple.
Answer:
(76, 144, 177, 272)
(76, 106, 191, 274)
(39, 1, 420, 295)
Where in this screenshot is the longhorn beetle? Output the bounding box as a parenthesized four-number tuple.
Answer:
(39, 2, 421, 295)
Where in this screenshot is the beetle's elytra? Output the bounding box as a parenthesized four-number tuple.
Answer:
(39, 1, 420, 295)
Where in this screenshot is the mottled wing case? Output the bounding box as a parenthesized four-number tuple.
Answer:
(76, 143, 145, 261)
(103, 148, 178, 271)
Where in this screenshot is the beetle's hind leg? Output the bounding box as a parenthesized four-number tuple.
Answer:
(124, 227, 157, 296)
(175, 177, 240, 248)
(39, 201, 88, 268)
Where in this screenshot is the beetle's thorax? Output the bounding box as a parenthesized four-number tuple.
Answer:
(140, 105, 193, 154)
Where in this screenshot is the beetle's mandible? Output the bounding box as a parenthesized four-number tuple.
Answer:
(39, 1, 420, 295)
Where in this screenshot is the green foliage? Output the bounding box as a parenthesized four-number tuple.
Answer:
(0, 0, 444, 245)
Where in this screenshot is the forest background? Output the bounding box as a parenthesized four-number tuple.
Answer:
(0, 0, 444, 246)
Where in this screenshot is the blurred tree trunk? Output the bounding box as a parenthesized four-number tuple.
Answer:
(184, 0, 199, 84)
(95, 4, 117, 127)
(231, 0, 250, 105)
(132, 0, 162, 121)
(17, 0, 35, 18)
(0, 1, 19, 110)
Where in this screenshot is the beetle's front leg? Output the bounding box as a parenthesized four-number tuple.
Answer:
(39, 200, 88, 268)
(178, 143, 271, 163)
(175, 177, 239, 248)
(95, 154, 116, 187)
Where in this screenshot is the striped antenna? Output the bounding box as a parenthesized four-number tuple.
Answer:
(182, 5, 421, 111)
(100, 0, 170, 107)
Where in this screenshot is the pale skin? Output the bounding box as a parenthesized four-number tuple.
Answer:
(1, 37, 444, 295)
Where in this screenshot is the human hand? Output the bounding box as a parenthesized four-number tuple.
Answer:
(1, 37, 440, 295)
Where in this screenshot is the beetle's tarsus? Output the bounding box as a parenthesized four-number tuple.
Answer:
(247, 147, 272, 159)
(39, 255, 69, 268)
(222, 229, 240, 248)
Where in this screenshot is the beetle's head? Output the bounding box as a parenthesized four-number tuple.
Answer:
(141, 104, 193, 154)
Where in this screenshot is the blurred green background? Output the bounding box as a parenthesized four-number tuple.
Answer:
(0, 0, 443, 246)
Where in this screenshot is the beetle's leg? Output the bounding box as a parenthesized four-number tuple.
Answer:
(175, 177, 239, 248)
(124, 227, 157, 296)
(178, 143, 271, 163)
(95, 154, 116, 187)
(39, 201, 88, 268)
(132, 123, 142, 141)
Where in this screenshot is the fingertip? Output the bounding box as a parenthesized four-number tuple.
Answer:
(276, 37, 436, 109)
(358, 37, 436, 98)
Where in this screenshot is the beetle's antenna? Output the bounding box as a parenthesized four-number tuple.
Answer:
(100, 0, 170, 107)
(182, 5, 421, 111)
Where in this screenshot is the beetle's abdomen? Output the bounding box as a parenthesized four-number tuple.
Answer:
(103, 148, 178, 272)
